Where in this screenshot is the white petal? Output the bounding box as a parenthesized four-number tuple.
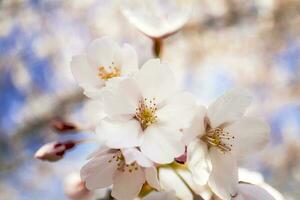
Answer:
(145, 167, 161, 190)
(83, 88, 106, 99)
(207, 88, 252, 128)
(80, 153, 117, 190)
(95, 118, 142, 148)
(112, 166, 145, 200)
(238, 168, 264, 185)
(208, 148, 239, 200)
(156, 92, 196, 130)
(234, 183, 276, 200)
(82, 100, 106, 126)
(70, 54, 103, 91)
(120, 43, 139, 75)
(158, 168, 193, 200)
(187, 139, 211, 185)
(87, 37, 120, 68)
(182, 105, 207, 145)
(103, 78, 142, 117)
(224, 117, 270, 156)
(86, 146, 114, 160)
(102, 89, 137, 117)
(140, 125, 185, 164)
(233, 193, 245, 200)
(134, 59, 177, 104)
(258, 183, 284, 200)
(118, 78, 143, 109)
(143, 190, 177, 200)
(104, 76, 124, 90)
(122, 148, 153, 167)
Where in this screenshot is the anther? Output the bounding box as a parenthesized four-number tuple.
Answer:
(202, 127, 234, 153)
(98, 64, 121, 80)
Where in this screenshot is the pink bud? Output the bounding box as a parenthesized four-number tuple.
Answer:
(51, 119, 77, 133)
(35, 141, 76, 162)
(175, 146, 187, 164)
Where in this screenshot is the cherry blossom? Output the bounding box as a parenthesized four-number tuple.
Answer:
(96, 59, 196, 163)
(183, 89, 270, 200)
(71, 37, 138, 98)
(80, 147, 160, 200)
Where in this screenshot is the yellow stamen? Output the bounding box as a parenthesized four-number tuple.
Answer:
(135, 98, 157, 130)
(98, 62, 121, 80)
(202, 127, 234, 153)
(107, 152, 140, 173)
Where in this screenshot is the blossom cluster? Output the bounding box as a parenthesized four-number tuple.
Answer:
(65, 37, 271, 200)
(33, 36, 275, 200)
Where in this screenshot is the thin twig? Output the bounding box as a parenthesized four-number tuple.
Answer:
(152, 37, 163, 58)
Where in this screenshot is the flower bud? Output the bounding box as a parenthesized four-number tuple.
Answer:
(35, 141, 76, 162)
(51, 119, 77, 133)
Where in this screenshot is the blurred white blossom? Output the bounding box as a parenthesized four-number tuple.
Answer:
(64, 172, 92, 200)
(121, 0, 193, 38)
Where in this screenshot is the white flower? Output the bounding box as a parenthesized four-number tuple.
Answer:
(143, 190, 177, 200)
(71, 37, 138, 98)
(80, 147, 160, 200)
(183, 89, 270, 200)
(233, 183, 276, 200)
(121, 0, 193, 38)
(97, 59, 196, 163)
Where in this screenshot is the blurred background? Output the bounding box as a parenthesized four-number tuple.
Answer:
(0, 0, 300, 199)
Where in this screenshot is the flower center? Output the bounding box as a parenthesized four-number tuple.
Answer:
(98, 62, 121, 80)
(108, 152, 139, 173)
(135, 98, 157, 130)
(202, 127, 234, 153)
